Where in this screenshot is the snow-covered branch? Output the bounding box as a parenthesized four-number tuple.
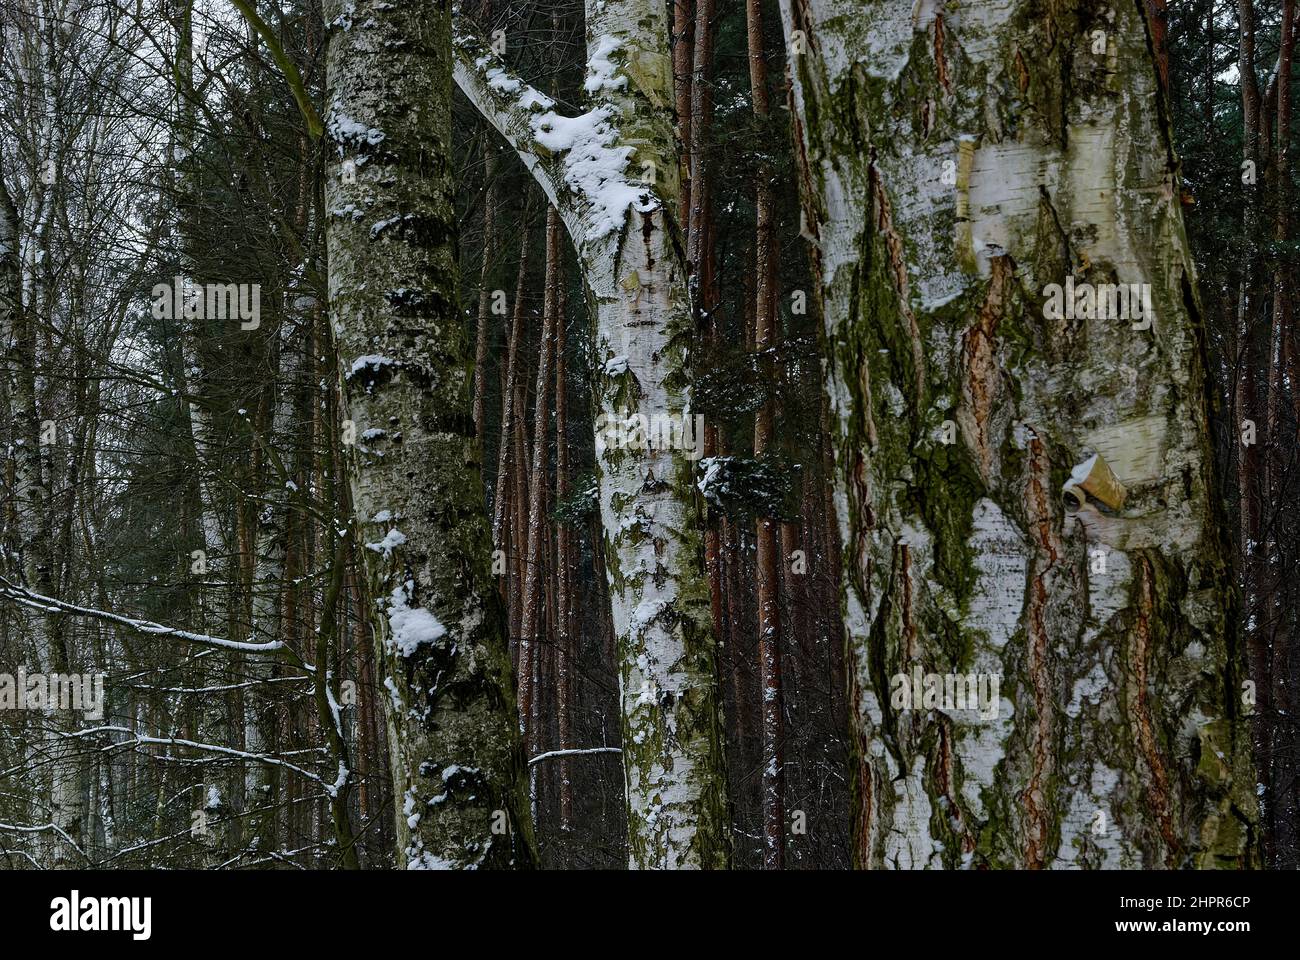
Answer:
(0, 821, 88, 863)
(0, 578, 290, 656)
(451, 22, 651, 261)
(451, 27, 563, 204)
(528, 746, 623, 765)
(70, 725, 338, 794)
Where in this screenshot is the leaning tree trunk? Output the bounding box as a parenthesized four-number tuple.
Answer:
(780, 0, 1257, 868)
(323, 0, 535, 870)
(454, 0, 730, 869)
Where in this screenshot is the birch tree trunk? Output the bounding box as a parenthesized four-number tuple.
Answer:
(324, 0, 534, 870)
(3, 169, 81, 868)
(780, 0, 1256, 868)
(454, 0, 730, 868)
(2, 93, 85, 868)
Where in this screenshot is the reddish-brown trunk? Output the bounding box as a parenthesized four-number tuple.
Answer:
(493, 224, 531, 650)
(747, 0, 784, 870)
(473, 148, 499, 446)
(674, 0, 694, 233)
(520, 207, 559, 802)
(686, 0, 715, 293)
(554, 232, 575, 829)
(1267, 0, 1298, 865)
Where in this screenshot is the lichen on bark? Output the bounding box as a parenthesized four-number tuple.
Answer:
(453, 0, 730, 869)
(781, 0, 1257, 867)
(324, 0, 534, 870)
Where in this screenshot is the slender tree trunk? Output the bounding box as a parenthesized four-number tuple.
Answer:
(493, 227, 531, 634)
(1234, 0, 1275, 868)
(1266, 0, 1299, 867)
(747, 0, 784, 870)
(474, 148, 499, 448)
(554, 254, 575, 829)
(3, 150, 85, 869)
(512, 368, 530, 639)
(686, 0, 715, 299)
(519, 206, 559, 820)
(674, 0, 694, 232)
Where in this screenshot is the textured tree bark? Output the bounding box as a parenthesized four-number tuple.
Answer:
(781, 0, 1257, 867)
(747, 0, 784, 871)
(519, 206, 558, 818)
(455, 0, 730, 868)
(324, 0, 535, 869)
(473, 148, 500, 448)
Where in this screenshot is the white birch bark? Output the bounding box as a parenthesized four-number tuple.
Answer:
(1, 20, 87, 864)
(453, 1, 730, 868)
(780, 0, 1255, 867)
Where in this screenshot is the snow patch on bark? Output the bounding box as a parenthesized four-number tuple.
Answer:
(386, 582, 447, 658)
(530, 106, 649, 241)
(583, 35, 628, 95)
(366, 527, 407, 557)
(326, 106, 385, 146)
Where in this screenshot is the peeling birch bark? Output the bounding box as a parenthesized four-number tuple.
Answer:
(780, 0, 1255, 867)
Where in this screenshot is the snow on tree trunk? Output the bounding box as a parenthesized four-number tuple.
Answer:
(323, 0, 534, 870)
(453, 0, 730, 868)
(779, 0, 1256, 867)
